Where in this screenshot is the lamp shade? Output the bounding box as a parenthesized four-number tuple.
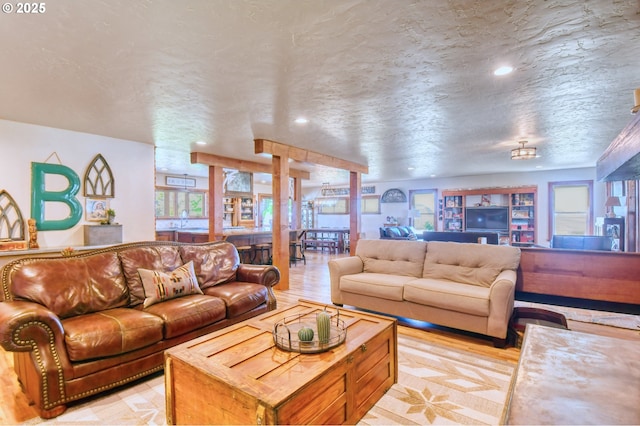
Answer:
(605, 196, 621, 207)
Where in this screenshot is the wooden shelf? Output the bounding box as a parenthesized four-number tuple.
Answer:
(441, 186, 537, 244)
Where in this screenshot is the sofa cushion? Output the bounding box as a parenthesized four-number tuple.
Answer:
(119, 246, 183, 306)
(179, 242, 239, 289)
(422, 241, 521, 287)
(387, 227, 402, 238)
(62, 308, 164, 361)
(144, 294, 226, 339)
(357, 239, 428, 277)
(403, 278, 490, 316)
(10, 252, 129, 319)
(138, 261, 203, 308)
(202, 282, 267, 317)
(339, 273, 411, 301)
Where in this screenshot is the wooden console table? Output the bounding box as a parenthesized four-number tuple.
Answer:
(502, 324, 640, 425)
(165, 300, 397, 425)
(517, 247, 640, 305)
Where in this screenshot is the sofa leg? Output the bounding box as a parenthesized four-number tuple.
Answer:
(493, 337, 507, 348)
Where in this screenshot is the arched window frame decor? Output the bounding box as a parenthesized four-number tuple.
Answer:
(0, 189, 25, 240)
(84, 154, 115, 197)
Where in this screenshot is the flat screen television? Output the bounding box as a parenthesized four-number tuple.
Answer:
(465, 207, 509, 232)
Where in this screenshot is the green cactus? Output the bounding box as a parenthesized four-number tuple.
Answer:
(316, 310, 331, 344)
(298, 326, 314, 342)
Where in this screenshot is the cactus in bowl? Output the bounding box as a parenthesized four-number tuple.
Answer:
(297, 326, 314, 342)
(316, 309, 331, 344)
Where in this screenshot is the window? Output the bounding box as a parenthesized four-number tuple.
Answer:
(155, 189, 207, 219)
(257, 194, 273, 228)
(409, 189, 437, 231)
(362, 195, 381, 214)
(548, 181, 593, 238)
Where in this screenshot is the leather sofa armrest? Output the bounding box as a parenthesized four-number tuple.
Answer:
(236, 264, 280, 288)
(487, 270, 517, 338)
(0, 300, 66, 352)
(328, 256, 364, 306)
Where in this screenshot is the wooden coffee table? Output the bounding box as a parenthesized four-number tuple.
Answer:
(165, 299, 398, 425)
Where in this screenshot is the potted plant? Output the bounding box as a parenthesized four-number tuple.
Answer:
(102, 209, 116, 225)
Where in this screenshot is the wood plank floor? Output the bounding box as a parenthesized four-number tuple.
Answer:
(1, 250, 638, 423)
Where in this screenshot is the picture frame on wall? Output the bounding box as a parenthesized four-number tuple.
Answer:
(604, 217, 624, 252)
(224, 171, 253, 196)
(86, 198, 109, 222)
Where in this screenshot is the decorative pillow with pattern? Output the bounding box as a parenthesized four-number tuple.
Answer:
(138, 261, 203, 308)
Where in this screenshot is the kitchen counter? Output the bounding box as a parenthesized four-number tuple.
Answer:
(156, 228, 302, 245)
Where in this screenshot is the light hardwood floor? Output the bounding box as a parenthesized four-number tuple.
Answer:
(1, 250, 638, 423)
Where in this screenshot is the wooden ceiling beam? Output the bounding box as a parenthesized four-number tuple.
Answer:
(190, 152, 310, 179)
(254, 139, 369, 174)
(597, 112, 640, 181)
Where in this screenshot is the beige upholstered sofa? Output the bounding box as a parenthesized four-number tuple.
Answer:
(328, 239, 521, 346)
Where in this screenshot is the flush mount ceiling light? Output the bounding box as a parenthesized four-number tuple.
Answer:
(511, 141, 537, 160)
(294, 117, 309, 124)
(494, 65, 513, 76)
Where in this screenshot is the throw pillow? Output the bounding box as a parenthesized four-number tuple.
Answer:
(138, 261, 203, 308)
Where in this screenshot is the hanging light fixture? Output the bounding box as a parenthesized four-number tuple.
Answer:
(321, 182, 332, 196)
(511, 141, 537, 160)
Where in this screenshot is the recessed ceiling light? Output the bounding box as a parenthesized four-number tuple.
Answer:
(195, 140, 207, 145)
(430, 174, 436, 178)
(494, 66, 513, 76)
(294, 117, 309, 124)
(407, 167, 415, 171)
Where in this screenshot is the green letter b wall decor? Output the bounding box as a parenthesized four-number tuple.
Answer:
(31, 162, 82, 230)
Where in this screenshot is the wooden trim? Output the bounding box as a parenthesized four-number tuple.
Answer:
(191, 152, 310, 180)
(596, 111, 640, 181)
(517, 247, 640, 305)
(254, 139, 368, 174)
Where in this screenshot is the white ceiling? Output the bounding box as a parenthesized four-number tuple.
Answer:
(1, 0, 639, 187)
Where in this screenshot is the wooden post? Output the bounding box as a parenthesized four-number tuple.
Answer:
(349, 171, 361, 255)
(272, 155, 290, 290)
(292, 176, 302, 229)
(208, 165, 224, 241)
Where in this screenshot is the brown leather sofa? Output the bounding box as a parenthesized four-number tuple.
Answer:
(0, 240, 280, 419)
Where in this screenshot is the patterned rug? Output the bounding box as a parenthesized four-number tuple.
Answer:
(26, 333, 515, 425)
(514, 301, 640, 331)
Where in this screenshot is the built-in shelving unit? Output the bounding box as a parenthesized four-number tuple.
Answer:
(223, 196, 255, 227)
(442, 194, 463, 231)
(441, 186, 537, 245)
(239, 196, 255, 227)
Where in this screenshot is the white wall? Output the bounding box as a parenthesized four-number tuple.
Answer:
(303, 167, 605, 245)
(0, 119, 155, 248)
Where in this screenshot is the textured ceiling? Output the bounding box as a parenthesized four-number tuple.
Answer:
(1, 0, 639, 186)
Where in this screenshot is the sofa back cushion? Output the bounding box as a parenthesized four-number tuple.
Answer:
(9, 252, 129, 318)
(356, 239, 428, 277)
(179, 242, 239, 289)
(422, 241, 521, 287)
(118, 246, 183, 306)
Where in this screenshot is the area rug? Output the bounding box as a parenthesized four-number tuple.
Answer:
(25, 333, 515, 425)
(514, 301, 640, 331)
